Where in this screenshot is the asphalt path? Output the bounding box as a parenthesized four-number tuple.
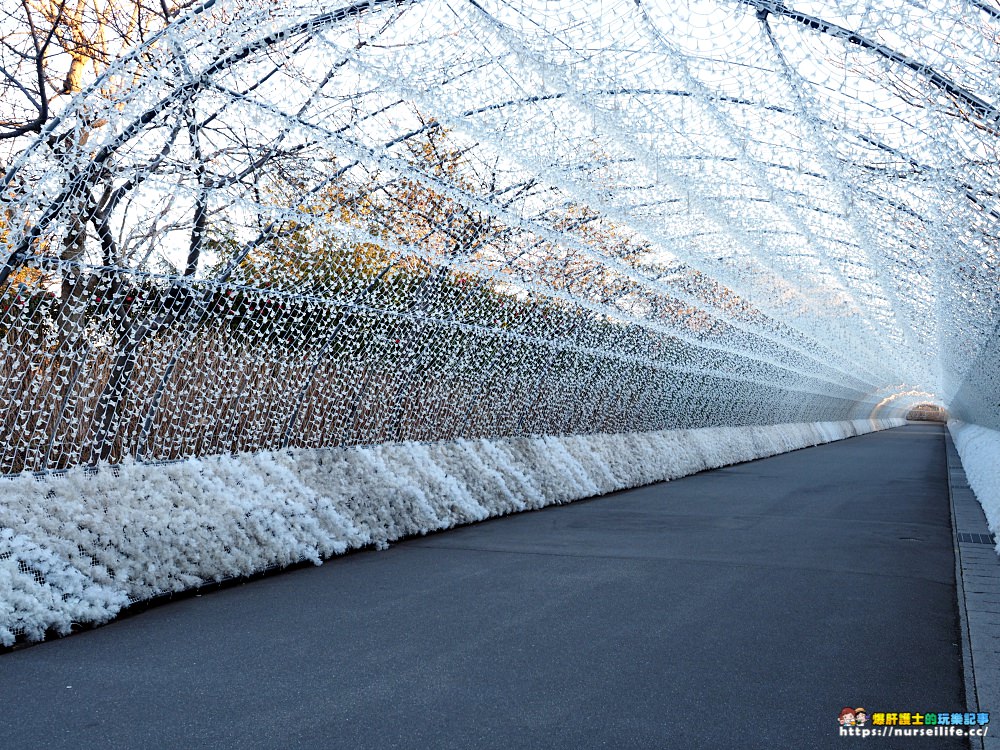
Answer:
(0, 423, 967, 749)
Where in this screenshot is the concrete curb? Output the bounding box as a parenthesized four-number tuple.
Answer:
(945, 430, 999, 750)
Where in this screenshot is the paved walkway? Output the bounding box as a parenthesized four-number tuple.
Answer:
(0, 424, 969, 748)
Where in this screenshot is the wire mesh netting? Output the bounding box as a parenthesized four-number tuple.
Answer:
(1, 0, 998, 473)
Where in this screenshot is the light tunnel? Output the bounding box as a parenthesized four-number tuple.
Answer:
(0, 0, 999, 646)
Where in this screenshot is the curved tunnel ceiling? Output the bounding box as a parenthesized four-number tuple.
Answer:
(1, 0, 998, 469)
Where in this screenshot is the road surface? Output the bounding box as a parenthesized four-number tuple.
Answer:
(0, 423, 966, 748)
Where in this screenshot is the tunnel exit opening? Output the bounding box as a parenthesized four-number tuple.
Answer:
(906, 404, 949, 422)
